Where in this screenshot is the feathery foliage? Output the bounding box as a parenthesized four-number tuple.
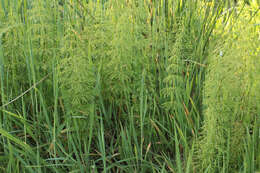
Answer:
(197, 2, 260, 172)
(0, 0, 259, 172)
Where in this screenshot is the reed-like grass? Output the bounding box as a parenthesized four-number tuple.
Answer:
(0, 0, 259, 172)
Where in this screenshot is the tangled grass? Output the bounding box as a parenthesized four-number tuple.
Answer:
(0, 0, 259, 172)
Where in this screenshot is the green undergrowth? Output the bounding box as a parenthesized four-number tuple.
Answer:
(197, 3, 260, 172)
(0, 0, 259, 172)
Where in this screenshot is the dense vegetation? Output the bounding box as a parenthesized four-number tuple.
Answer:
(0, 0, 259, 172)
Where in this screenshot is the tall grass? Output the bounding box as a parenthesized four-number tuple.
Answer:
(197, 3, 260, 172)
(0, 0, 259, 172)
